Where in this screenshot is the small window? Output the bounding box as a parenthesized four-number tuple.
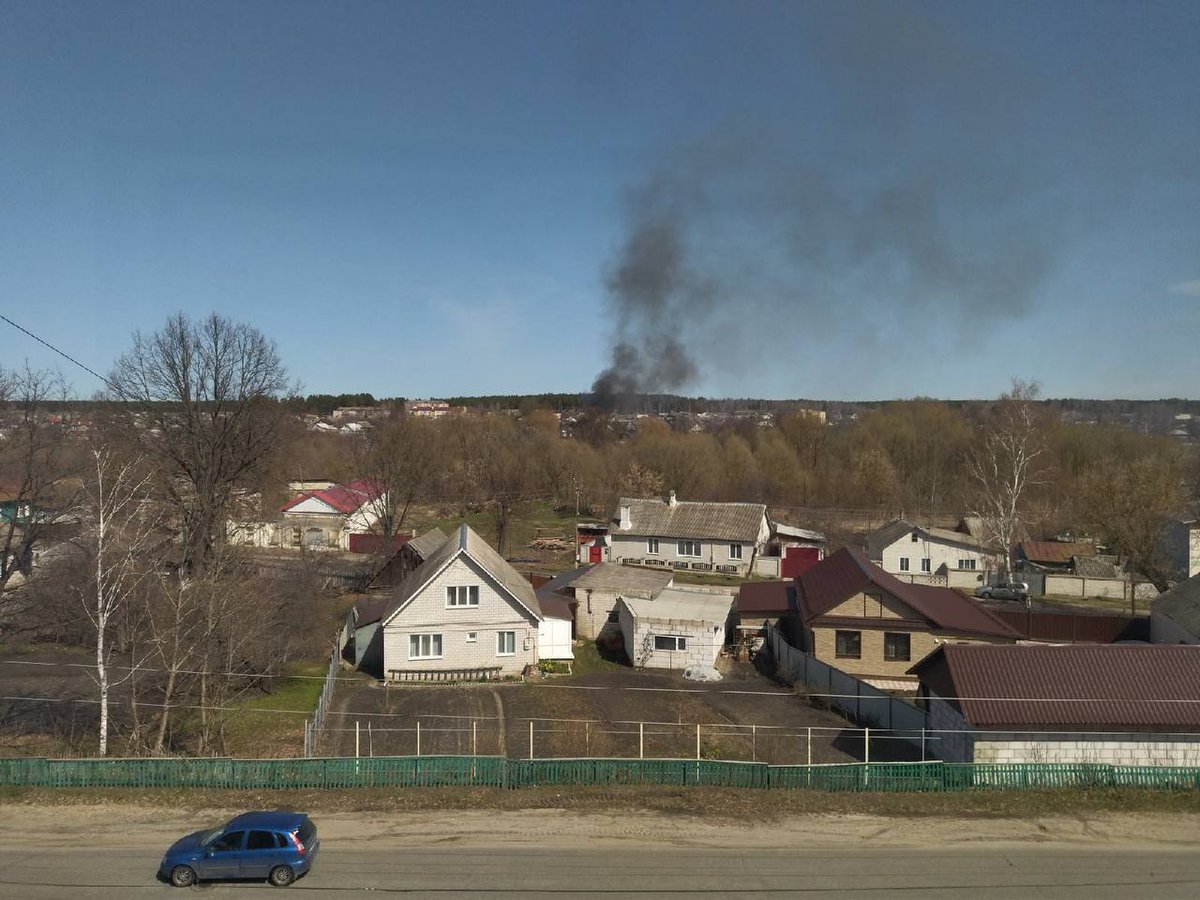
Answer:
(247, 831, 276, 851)
(409, 633, 443, 660)
(959, 558, 977, 571)
(210, 831, 245, 853)
(291, 528, 302, 547)
(465, 632, 477, 643)
(884, 632, 911, 661)
(653, 635, 687, 651)
(910, 531, 919, 542)
(607, 610, 620, 624)
(899, 557, 910, 572)
(497, 631, 516, 656)
(646, 537, 660, 555)
(729, 543, 742, 560)
(835, 630, 861, 659)
(921, 558, 932, 573)
(447, 585, 480, 607)
(677, 540, 701, 557)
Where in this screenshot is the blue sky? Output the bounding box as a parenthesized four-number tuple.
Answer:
(2, 1, 1197, 401)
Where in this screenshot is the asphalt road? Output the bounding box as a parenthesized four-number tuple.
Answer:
(1, 845, 1198, 899)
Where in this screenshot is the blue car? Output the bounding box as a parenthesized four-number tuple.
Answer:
(159, 811, 319, 888)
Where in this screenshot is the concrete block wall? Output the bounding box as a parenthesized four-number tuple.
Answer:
(973, 736, 1200, 767)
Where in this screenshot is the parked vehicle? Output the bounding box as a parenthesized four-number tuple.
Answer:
(975, 581, 1031, 602)
(160, 811, 318, 888)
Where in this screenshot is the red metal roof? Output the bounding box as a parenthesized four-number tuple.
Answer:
(911, 644, 1200, 730)
(737, 581, 796, 615)
(280, 479, 385, 514)
(797, 547, 1018, 640)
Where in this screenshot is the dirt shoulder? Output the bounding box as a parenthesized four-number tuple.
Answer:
(4, 787, 1200, 851)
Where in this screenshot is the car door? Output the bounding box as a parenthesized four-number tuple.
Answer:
(243, 830, 285, 878)
(203, 830, 245, 879)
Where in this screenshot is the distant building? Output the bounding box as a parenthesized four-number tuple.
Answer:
(405, 400, 451, 418)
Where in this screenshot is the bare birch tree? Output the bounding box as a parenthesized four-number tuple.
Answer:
(76, 442, 161, 756)
(107, 313, 292, 573)
(966, 379, 1047, 581)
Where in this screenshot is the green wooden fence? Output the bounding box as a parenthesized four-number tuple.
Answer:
(3, 756, 1200, 791)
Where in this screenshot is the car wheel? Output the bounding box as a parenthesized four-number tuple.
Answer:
(170, 865, 196, 888)
(269, 865, 296, 887)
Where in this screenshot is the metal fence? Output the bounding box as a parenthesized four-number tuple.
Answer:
(303, 635, 341, 758)
(4, 755, 1200, 792)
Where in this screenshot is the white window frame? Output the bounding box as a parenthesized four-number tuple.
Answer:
(677, 540, 701, 558)
(921, 558, 932, 573)
(465, 632, 477, 643)
(408, 633, 443, 660)
(729, 543, 743, 560)
(497, 631, 516, 656)
(899, 557, 910, 572)
(646, 537, 660, 555)
(446, 585, 480, 608)
(653, 635, 687, 652)
(959, 558, 977, 571)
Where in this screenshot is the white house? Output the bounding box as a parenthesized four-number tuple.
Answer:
(607, 493, 770, 577)
(549, 562, 675, 640)
(228, 479, 389, 551)
(617, 589, 732, 671)
(378, 524, 563, 680)
(867, 519, 997, 587)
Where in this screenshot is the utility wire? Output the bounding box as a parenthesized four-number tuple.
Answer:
(0, 312, 114, 391)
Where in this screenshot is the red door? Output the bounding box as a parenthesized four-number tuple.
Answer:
(782, 546, 820, 578)
(588, 543, 603, 564)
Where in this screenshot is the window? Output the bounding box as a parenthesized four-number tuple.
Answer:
(291, 528, 301, 547)
(959, 558, 977, 571)
(910, 531, 920, 542)
(677, 540, 701, 557)
(446, 585, 479, 607)
(465, 632, 477, 643)
(884, 632, 911, 662)
(835, 630, 861, 659)
(210, 831, 245, 853)
(920, 558, 932, 573)
(607, 610, 620, 624)
(408, 633, 442, 660)
(653, 635, 687, 651)
(497, 631, 516, 655)
(646, 537, 660, 555)
(247, 831, 277, 851)
(729, 543, 742, 560)
(899, 557, 910, 572)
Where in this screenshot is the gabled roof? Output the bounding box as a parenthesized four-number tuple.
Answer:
(280, 479, 385, 515)
(866, 519, 992, 560)
(1017, 541, 1095, 565)
(1071, 555, 1120, 579)
(380, 524, 541, 627)
(909, 643, 1200, 729)
(614, 496, 766, 542)
(771, 522, 826, 543)
(797, 547, 1018, 640)
(737, 581, 796, 616)
(407, 527, 449, 561)
(568, 562, 674, 596)
(1152, 572, 1200, 639)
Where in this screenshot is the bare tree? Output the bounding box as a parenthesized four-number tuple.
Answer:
(0, 365, 78, 591)
(75, 442, 161, 755)
(107, 313, 292, 572)
(966, 379, 1047, 580)
(353, 414, 440, 543)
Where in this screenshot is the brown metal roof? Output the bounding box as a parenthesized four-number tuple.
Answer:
(737, 581, 796, 615)
(1017, 541, 1094, 565)
(910, 643, 1200, 730)
(614, 496, 767, 542)
(798, 547, 1019, 640)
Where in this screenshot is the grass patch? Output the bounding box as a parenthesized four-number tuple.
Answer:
(567, 640, 629, 677)
(411, 500, 580, 569)
(220, 663, 330, 757)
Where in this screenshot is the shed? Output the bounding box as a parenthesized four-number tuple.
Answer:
(617, 589, 732, 670)
(536, 592, 575, 661)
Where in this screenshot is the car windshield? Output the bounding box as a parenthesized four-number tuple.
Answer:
(199, 827, 225, 846)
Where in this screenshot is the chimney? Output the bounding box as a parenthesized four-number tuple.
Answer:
(668, 490, 677, 507)
(619, 503, 631, 530)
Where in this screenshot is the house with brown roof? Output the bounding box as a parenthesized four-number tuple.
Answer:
(607, 492, 769, 577)
(910, 643, 1200, 765)
(734, 581, 796, 649)
(792, 548, 1019, 688)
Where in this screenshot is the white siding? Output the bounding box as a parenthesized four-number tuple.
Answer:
(609, 534, 753, 576)
(538, 617, 574, 660)
(880, 531, 990, 577)
(382, 555, 539, 677)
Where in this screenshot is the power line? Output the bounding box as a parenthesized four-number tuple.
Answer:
(0, 312, 113, 390)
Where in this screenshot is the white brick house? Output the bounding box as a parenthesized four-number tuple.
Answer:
(378, 525, 544, 679)
(617, 589, 732, 671)
(867, 519, 998, 586)
(608, 493, 769, 577)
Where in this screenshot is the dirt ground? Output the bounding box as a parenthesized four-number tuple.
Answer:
(327, 661, 914, 764)
(0, 647, 112, 754)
